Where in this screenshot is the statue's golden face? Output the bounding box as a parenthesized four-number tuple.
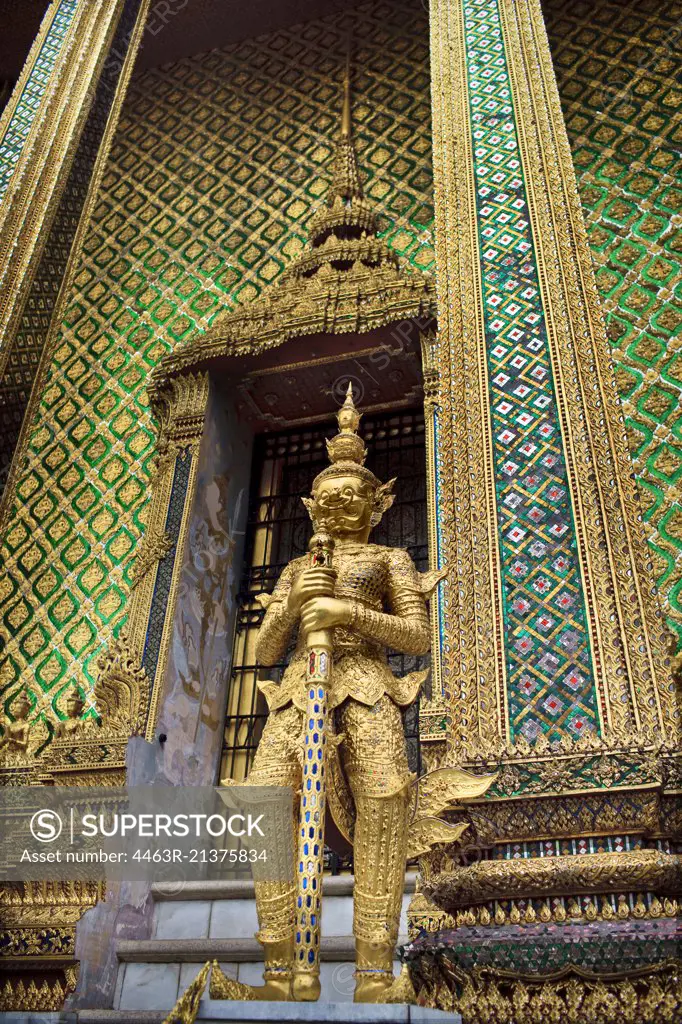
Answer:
(310, 474, 373, 539)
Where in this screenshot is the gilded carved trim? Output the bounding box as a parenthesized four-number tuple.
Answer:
(0, 0, 153, 542)
(0, 881, 103, 929)
(421, 328, 445, 706)
(422, 850, 682, 911)
(498, 0, 676, 743)
(413, 961, 682, 1024)
(56, 370, 213, 748)
(0, 2, 76, 183)
(139, 372, 209, 737)
(428, 0, 506, 763)
(149, 254, 435, 398)
(409, 891, 680, 933)
(463, 789, 664, 846)
(93, 633, 149, 735)
(0, 1, 129, 377)
(428, 0, 678, 764)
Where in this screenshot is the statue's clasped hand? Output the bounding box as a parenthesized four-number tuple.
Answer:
(286, 566, 336, 616)
(300, 596, 352, 634)
(286, 566, 352, 634)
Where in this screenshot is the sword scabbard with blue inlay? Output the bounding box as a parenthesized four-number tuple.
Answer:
(294, 532, 335, 992)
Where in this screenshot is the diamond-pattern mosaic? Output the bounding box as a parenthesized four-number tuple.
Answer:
(0, 0, 144, 496)
(465, 0, 599, 742)
(0, 0, 434, 752)
(0, 0, 79, 200)
(543, 0, 682, 651)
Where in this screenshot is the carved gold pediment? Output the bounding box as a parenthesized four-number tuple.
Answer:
(93, 632, 149, 738)
(148, 83, 435, 398)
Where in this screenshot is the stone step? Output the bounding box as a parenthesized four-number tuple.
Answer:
(148, 873, 416, 941)
(114, 873, 417, 1012)
(151, 874, 418, 902)
(117, 934, 392, 962)
(0, 1016, 77, 1024)
(78, 1000, 458, 1023)
(114, 938, 408, 1011)
(150, 873, 417, 902)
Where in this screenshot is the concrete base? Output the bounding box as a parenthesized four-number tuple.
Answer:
(75, 1001, 457, 1023)
(2, 999, 459, 1023)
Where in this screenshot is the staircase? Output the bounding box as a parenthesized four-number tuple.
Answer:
(3, 873, 459, 1021)
(109, 873, 415, 1014)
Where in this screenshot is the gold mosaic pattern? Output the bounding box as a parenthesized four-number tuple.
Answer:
(544, 0, 682, 649)
(0, 0, 434, 749)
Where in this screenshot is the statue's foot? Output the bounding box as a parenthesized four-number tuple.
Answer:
(291, 973, 321, 1001)
(210, 963, 292, 1001)
(354, 972, 395, 1003)
(243, 978, 294, 1001)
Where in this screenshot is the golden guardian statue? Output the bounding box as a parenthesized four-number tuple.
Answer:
(219, 385, 495, 1004)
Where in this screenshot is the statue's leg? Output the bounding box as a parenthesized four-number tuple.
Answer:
(224, 702, 302, 1000)
(338, 696, 411, 1003)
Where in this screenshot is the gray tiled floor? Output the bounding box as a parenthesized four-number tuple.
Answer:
(117, 962, 180, 1011)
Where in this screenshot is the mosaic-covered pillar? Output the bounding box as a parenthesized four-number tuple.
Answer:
(406, 0, 682, 1017)
(430, 0, 677, 761)
(0, 0, 150, 502)
(0, 3, 154, 1012)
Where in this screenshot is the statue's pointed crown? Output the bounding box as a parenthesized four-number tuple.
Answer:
(312, 383, 386, 496)
(307, 384, 396, 527)
(325, 382, 367, 466)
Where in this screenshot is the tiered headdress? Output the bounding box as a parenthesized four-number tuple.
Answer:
(305, 384, 395, 526)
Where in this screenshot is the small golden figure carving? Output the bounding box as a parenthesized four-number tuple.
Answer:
(222, 385, 495, 1003)
(0, 690, 32, 757)
(54, 686, 87, 740)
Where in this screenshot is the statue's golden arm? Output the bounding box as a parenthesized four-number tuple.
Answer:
(347, 551, 431, 656)
(254, 564, 298, 666)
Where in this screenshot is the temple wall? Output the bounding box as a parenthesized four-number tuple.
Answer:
(544, 0, 682, 650)
(0, 0, 433, 750)
(1, 0, 679, 754)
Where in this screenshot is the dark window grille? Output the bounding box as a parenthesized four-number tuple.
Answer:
(221, 407, 428, 783)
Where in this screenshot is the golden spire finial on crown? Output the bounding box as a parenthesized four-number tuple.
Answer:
(337, 380, 361, 432)
(326, 382, 367, 466)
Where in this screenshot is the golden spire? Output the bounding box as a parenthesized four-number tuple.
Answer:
(326, 382, 366, 466)
(328, 49, 363, 202)
(307, 45, 378, 246)
(341, 48, 352, 139)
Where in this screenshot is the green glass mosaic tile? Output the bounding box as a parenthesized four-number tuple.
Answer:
(463, 0, 598, 742)
(0, 0, 435, 749)
(544, 0, 682, 651)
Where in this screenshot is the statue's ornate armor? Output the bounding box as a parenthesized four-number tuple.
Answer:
(244, 540, 430, 993)
(219, 385, 493, 1005)
(256, 543, 431, 712)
